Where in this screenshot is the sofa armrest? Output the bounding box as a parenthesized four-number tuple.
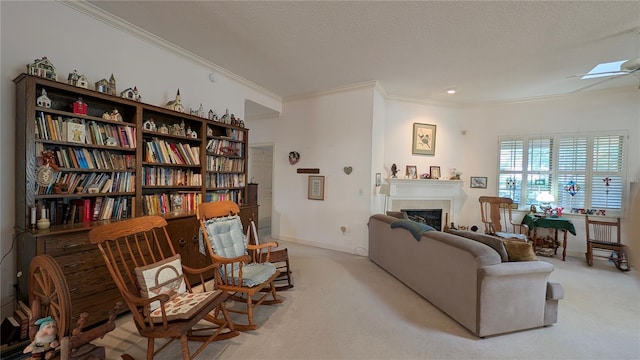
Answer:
(480, 260, 554, 277)
(546, 281, 564, 300)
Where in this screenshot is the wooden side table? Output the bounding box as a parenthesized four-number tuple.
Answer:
(521, 215, 576, 260)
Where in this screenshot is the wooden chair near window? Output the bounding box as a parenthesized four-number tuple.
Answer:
(88, 216, 238, 360)
(196, 201, 283, 331)
(479, 196, 529, 241)
(585, 215, 629, 271)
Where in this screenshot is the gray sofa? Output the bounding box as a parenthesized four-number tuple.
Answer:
(368, 214, 564, 337)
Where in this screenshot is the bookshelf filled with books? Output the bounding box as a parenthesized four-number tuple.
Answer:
(14, 73, 250, 327)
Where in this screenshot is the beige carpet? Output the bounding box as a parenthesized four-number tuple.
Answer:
(94, 240, 640, 360)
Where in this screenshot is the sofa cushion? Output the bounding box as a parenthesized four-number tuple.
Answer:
(447, 229, 509, 262)
(504, 240, 538, 261)
(390, 219, 435, 240)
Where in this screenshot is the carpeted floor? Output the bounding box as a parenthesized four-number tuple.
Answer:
(93, 239, 640, 360)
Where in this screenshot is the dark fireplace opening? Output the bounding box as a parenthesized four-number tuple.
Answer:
(401, 209, 443, 231)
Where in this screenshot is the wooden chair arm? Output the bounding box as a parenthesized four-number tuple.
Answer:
(247, 241, 279, 250)
(182, 262, 219, 275)
(211, 253, 252, 265)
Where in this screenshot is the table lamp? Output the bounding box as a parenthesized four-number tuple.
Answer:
(536, 192, 555, 215)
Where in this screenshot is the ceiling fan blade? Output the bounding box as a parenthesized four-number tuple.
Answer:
(565, 71, 628, 79)
(570, 72, 632, 93)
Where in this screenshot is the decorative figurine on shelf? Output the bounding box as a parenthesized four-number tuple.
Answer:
(165, 89, 184, 113)
(206, 126, 213, 136)
(72, 97, 88, 115)
(143, 118, 157, 131)
(36, 89, 51, 108)
(158, 123, 168, 134)
(208, 109, 217, 121)
(190, 104, 205, 118)
(94, 74, 116, 95)
(171, 193, 183, 214)
(36, 150, 59, 187)
(391, 163, 398, 178)
(420, 173, 431, 179)
(23, 316, 59, 360)
(67, 69, 88, 88)
(220, 108, 230, 124)
(27, 57, 57, 81)
(109, 109, 123, 122)
(120, 86, 141, 101)
(288, 151, 300, 165)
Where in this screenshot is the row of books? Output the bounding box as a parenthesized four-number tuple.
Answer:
(38, 196, 134, 224)
(141, 167, 202, 186)
(36, 171, 135, 196)
(205, 173, 245, 189)
(206, 157, 245, 172)
(206, 139, 245, 157)
(142, 192, 202, 215)
(144, 138, 200, 165)
(38, 143, 135, 170)
(0, 301, 31, 345)
(85, 120, 137, 148)
(35, 112, 136, 148)
(205, 190, 244, 204)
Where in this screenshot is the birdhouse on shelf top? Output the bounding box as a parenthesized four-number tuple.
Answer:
(27, 57, 57, 81)
(95, 74, 117, 96)
(165, 89, 184, 113)
(67, 70, 88, 89)
(120, 87, 141, 101)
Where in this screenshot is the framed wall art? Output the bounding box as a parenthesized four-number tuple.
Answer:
(430, 166, 441, 179)
(308, 175, 325, 200)
(470, 176, 488, 189)
(412, 123, 437, 155)
(375, 172, 382, 186)
(406, 165, 417, 179)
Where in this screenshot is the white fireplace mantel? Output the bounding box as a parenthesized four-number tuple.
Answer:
(382, 178, 464, 224)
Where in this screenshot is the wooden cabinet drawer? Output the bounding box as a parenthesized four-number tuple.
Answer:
(41, 231, 93, 257)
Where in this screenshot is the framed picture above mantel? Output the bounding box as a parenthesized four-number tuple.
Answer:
(412, 123, 436, 156)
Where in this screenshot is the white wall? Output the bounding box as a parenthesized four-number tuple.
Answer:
(247, 85, 375, 256)
(0, 1, 280, 318)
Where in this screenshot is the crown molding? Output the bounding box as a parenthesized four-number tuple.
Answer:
(60, 0, 282, 105)
(284, 80, 379, 102)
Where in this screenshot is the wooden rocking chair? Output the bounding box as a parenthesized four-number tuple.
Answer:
(197, 201, 283, 331)
(479, 196, 529, 241)
(88, 216, 238, 360)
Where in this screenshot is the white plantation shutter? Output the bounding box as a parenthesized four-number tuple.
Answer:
(526, 138, 553, 205)
(498, 139, 523, 203)
(591, 135, 624, 209)
(557, 137, 587, 208)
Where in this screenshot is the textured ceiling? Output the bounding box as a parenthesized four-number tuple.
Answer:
(84, 1, 640, 105)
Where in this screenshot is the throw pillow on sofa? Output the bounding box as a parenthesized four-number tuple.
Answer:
(390, 219, 435, 241)
(446, 229, 509, 262)
(503, 240, 538, 262)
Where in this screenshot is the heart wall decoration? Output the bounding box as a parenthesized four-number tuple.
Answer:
(343, 166, 353, 175)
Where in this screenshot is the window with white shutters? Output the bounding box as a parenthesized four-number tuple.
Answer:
(498, 131, 626, 215)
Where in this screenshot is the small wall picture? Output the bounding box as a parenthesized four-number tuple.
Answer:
(430, 166, 441, 179)
(412, 123, 437, 155)
(375, 172, 382, 186)
(308, 175, 325, 200)
(470, 176, 488, 189)
(406, 165, 417, 179)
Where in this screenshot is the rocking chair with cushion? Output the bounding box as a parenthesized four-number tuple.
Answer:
(197, 201, 283, 331)
(88, 216, 238, 360)
(479, 196, 529, 241)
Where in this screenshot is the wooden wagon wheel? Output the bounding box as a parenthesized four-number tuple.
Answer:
(28, 254, 72, 339)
